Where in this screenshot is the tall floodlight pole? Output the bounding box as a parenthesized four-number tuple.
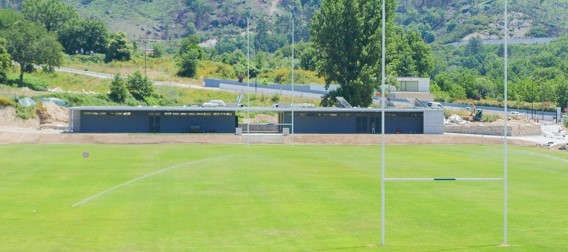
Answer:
(380, 0, 386, 246)
(291, 6, 295, 145)
(144, 40, 147, 77)
(247, 18, 250, 146)
(503, 0, 509, 246)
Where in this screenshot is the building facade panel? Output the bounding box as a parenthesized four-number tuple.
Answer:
(69, 107, 442, 135)
(80, 111, 150, 133)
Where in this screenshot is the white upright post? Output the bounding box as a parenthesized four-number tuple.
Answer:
(247, 18, 250, 146)
(503, 0, 509, 246)
(380, 0, 386, 246)
(291, 7, 295, 145)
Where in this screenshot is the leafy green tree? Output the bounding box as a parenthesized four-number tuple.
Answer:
(151, 43, 164, 58)
(387, 27, 434, 77)
(4, 20, 63, 87)
(59, 18, 108, 54)
(406, 31, 434, 76)
(433, 68, 471, 100)
(311, 0, 396, 107)
(22, 0, 78, 33)
(254, 18, 270, 52)
(176, 35, 203, 78)
(0, 9, 22, 30)
(105, 32, 134, 62)
(555, 76, 568, 111)
(0, 38, 10, 83)
(299, 42, 317, 71)
(109, 74, 130, 103)
(126, 71, 154, 101)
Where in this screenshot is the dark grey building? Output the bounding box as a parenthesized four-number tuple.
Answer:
(70, 106, 237, 133)
(69, 106, 443, 134)
(276, 108, 442, 134)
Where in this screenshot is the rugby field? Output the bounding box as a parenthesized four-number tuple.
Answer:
(0, 144, 566, 251)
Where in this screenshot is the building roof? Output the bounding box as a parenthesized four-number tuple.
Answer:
(70, 106, 436, 113)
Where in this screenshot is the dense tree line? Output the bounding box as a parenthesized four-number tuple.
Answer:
(431, 35, 568, 111)
(0, 0, 135, 87)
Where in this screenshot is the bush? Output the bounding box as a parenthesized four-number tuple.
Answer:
(15, 104, 36, 120)
(482, 113, 500, 123)
(271, 94, 280, 104)
(0, 97, 15, 106)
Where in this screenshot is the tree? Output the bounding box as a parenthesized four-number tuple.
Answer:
(59, 18, 108, 55)
(555, 76, 568, 111)
(4, 20, 63, 87)
(299, 42, 317, 71)
(109, 74, 130, 103)
(22, 0, 78, 33)
(310, 0, 396, 107)
(0, 38, 10, 83)
(151, 43, 164, 58)
(126, 71, 154, 101)
(405, 31, 433, 76)
(254, 17, 270, 52)
(105, 32, 134, 62)
(176, 35, 203, 78)
(0, 9, 22, 30)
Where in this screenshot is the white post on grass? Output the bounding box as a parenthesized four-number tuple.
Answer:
(380, 0, 386, 246)
(247, 18, 250, 146)
(291, 6, 295, 145)
(503, 0, 509, 246)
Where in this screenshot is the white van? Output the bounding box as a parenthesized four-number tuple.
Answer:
(427, 102, 444, 109)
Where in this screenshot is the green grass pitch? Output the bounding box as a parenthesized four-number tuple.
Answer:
(0, 144, 567, 251)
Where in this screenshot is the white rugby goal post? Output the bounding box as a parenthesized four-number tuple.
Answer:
(379, 0, 510, 247)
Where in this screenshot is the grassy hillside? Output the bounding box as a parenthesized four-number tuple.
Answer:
(3, 0, 566, 45)
(398, 0, 568, 44)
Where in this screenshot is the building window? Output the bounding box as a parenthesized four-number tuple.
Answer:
(400, 81, 419, 92)
(82, 111, 107, 116)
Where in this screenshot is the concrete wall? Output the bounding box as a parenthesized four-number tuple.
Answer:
(423, 110, 444, 134)
(445, 124, 541, 136)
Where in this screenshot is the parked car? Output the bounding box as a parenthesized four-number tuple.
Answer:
(427, 102, 444, 109)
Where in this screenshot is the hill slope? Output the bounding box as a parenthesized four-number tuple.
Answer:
(2, 0, 566, 44)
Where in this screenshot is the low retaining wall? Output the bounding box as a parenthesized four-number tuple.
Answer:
(445, 124, 541, 136)
(238, 124, 279, 133)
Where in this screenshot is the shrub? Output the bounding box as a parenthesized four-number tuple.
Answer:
(0, 97, 15, 106)
(482, 113, 500, 123)
(15, 104, 36, 120)
(271, 94, 280, 104)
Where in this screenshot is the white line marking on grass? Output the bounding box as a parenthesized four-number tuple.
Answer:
(519, 150, 568, 164)
(72, 155, 231, 207)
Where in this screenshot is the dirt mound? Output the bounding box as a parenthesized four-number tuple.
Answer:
(37, 102, 68, 125)
(0, 106, 39, 128)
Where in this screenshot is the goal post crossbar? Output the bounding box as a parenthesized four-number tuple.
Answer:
(385, 177, 503, 182)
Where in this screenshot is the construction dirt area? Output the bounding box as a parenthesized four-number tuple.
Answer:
(1, 105, 567, 150)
